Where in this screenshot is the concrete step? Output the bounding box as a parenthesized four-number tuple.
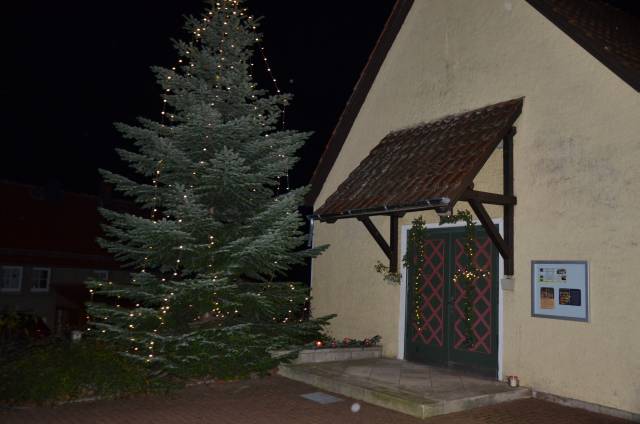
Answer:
(279, 362, 531, 419)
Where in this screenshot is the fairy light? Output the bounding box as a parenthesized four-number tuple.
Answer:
(93, 0, 310, 363)
(248, 16, 291, 193)
(439, 210, 490, 349)
(406, 217, 428, 331)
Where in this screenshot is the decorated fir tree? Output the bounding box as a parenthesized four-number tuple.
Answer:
(86, 0, 331, 379)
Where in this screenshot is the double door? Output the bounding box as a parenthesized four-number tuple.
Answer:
(405, 225, 499, 377)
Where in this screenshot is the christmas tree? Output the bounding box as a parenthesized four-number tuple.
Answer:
(86, 0, 332, 380)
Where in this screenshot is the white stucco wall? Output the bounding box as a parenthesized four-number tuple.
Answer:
(311, 0, 640, 414)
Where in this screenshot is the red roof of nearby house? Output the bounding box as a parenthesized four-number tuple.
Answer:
(0, 181, 131, 269)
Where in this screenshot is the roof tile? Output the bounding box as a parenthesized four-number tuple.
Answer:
(314, 98, 523, 219)
(526, 0, 640, 91)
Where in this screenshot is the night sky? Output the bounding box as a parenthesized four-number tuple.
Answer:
(2, 0, 395, 195)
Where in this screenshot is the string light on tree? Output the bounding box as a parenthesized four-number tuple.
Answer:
(85, 0, 333, 379)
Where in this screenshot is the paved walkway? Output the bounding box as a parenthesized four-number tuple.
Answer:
(0, 376, 631, 423)
(280, 358, 530, 418)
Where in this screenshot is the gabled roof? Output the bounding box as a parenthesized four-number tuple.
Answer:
(313, 98, 523, 220)
(305, 0, 639, 207)
(0, 181, 130, 269)
(304, 0, 414, 206)
(525, 0, 640, 92)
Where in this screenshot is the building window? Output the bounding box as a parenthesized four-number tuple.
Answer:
(1, 266, 23, 292)
(92, 270, 109, 281)
(31, 268, 50, 292)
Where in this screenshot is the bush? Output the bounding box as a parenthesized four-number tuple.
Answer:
(0, 340, 159, 405)
(0, 311, 50, 360)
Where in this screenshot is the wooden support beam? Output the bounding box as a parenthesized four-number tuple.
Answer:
(461, 189, 517, 205)
(358, 216, 392, 260)
(357, 215, 400, 273)
(464, 127, 516, 274)
(468, 198, 510, 261)
(390, 215, 399, 273)
(503, 128, 515, 275)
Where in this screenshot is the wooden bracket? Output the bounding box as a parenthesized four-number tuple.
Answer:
(464, 127, 516, 275)
(468, 198, 509, 260)
(358, 215, 399, 273)
(461, 189, 516, 205)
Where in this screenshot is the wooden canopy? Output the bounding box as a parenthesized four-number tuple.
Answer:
(312, 98, 523, 275)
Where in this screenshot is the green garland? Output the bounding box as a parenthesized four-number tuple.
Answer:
(403, 217, 429, 330)
(373, 261, 401, 284)
(440, 210, 489, 349)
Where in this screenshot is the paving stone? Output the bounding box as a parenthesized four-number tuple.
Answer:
(0, 376, 632, 424)
(398, 375, 431, 387)
(345, 366, 372, 378)
(300, 392, 343, 404)
(369, 368, 401, 383)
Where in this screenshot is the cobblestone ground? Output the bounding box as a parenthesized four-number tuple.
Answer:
(0, 376, 631, 424)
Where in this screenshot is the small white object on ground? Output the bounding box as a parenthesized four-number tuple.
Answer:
(351, 402, 361, 413)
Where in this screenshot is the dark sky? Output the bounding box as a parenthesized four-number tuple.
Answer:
(2, 0, 395, 195)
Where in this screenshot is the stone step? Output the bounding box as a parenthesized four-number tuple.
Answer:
(279, 363, 531, 419)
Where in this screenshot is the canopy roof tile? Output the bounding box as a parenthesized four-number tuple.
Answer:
(314, 98, 523, 220)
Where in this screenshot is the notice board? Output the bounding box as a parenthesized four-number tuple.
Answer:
(531, 261, 589, 322)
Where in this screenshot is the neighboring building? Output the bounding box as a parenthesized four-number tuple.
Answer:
(307, 0, 639, 418)
(0, 181, 130, 333)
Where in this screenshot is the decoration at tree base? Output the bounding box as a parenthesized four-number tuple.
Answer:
(309, 335, 381, 349)
(85, 0, 334, 381)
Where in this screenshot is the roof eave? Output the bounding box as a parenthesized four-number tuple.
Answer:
(311, 197, 451, 222)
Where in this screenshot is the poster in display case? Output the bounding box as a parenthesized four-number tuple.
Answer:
(531, 260, 589, 322)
